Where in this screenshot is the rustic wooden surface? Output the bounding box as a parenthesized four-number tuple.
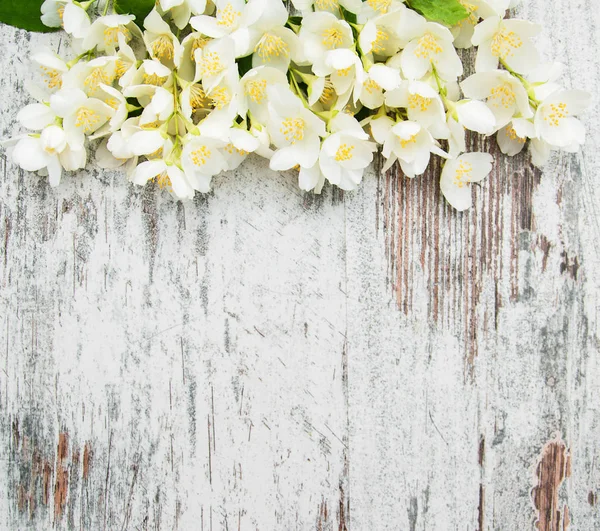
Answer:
(1, 2, 599, 529)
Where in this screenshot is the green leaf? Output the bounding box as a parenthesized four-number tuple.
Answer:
(0, 0, 59, 33)
(406, 0, 469, 26)
(237, 54, 254, 77)
(114, 0, 156, 25)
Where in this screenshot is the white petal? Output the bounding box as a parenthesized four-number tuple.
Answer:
(17, 104, 56, 130)
(131, 160, 166, 185)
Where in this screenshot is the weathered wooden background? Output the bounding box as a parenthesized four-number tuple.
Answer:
(1, 1, 599, 529)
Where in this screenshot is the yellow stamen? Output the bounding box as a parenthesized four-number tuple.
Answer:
(254, 33, 290, 61)
(191, 146, 212, 166)
(544, 102, 567, 127)
(217, 3, 241, 27)
(453, 160, 472, 188)
(84, 67, 115, 93)
(40, 66, 62, 89)
(408, 93, 432, 112)
(105, 97, 120, 110)
(280, 118, 305, 143)
(115, 59, 130, 78)
(334, 143, 354, 162)
(322, 27, 344, 49)
(190, 84, 210, 110)
(506, 125, 526, 143)
(314, 0, 338, 10)
(199, 51, 224, 77)
(103, 26, 131, 48)
(414, 33, 442, 59)
(363, 79, 381, 94)
(151, 36, 175, 61)
(400, 135, 417, 149)
(155, 171, 172, 190)
(490, 28, 523, 60)
(225, 143, 248, 156)
(143, 73, 168, 86)
(372, 28, 389, 54)
(245, 79, 267, 103)
(210, 87, 231, 110)
(190, 37, 210, 60)
(366, 0, 391, 13)
(319, 79, 336, 105)
(75, 107, 102, 134)
(489, 84, 516, 109)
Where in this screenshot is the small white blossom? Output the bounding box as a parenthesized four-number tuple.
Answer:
(319, 113, 376, 190)
(440, 153, 493, 210)
(267, 85, 326, 170)
(472, 17, 540, 74)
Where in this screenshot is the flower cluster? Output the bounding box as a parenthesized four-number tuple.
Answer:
(2, 0, 590, 210)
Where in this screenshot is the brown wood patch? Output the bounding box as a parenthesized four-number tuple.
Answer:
(532, 437, 572, 531)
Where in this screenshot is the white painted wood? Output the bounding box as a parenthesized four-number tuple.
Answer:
(0, 1, 599, 529)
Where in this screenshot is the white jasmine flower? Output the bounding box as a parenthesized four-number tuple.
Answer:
(472, 17, 540, 74)
(250, 19, 300, 72)
(179, 33, 212, 82)
(82, 14, 136, 52)
(369, 114, 395, 145)
(385, 80, 448, 139)
(220, 127, 261, 170)
(455, 99, 496, 135)
(319, 113, 377, 190)
(451, 0, 520, 49)
(298, 163, 326, 193)
(62, 2, 91, 39)
(31, 48, 69, 92)
(41, 0, 69, 28)
(181, 135, 229, 192)
(158, 0, 208, 30)
(138, 86, 175, 126)
(199, 68, 241, 135)
(382, 120, 447, 177)
(401, 22, 463, 81)
(41, 0, 90, 37)
(131, 159, 196, 199)
(267, 85, 326, 170)
(359, 6, 426, 58)
(62, 56, 118, 98)
(50, 88, 115, 149)
(129, 59, 174, 90)
(238, 66, 288, 123)
(89, 84, 129, 138)
(534, 89, 590, 150)
(325, 55, 365, 110)
(115, 33, 140, 88)
(143, 9, 185, 68)
(195, 36, 236, 93)
(358, 64, 401, 109)
(299, 12, 355, 77)
(460, 70, 532, 130)
(496, 117, 534, 156)
(11, 125, 85, 186)
(190, 0, 251, 56)
(440, 152, 493, 210)
(357, 0, 410, 22)
(105, 118, 165, 161)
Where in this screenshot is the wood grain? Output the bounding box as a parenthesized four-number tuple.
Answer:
(1, 1, 600, 529)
